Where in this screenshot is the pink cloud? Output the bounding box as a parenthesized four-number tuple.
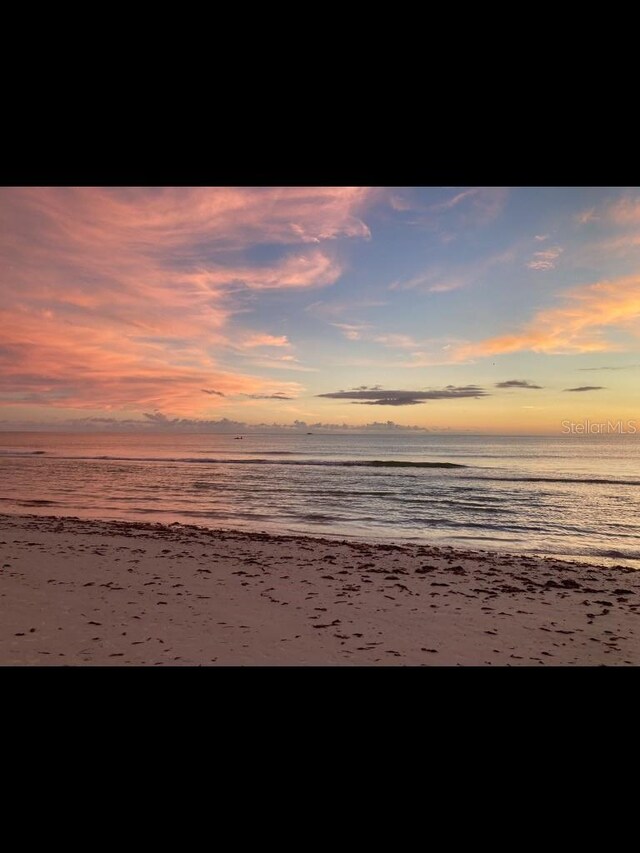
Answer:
(227, 249, 341, 290)
(242, 334, 291, 348)
(0, 187, 371, 414)
(526, 246, 563, 271)
(0, 304, 305, 414)
(607, 196, 640, 225)
(1, 187, 372, 251)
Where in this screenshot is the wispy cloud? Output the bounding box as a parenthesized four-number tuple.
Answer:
(578, 365, 639, 371)
(495, 380, 543, 389)
(201, 389, 225, 396)
(454, 274, 640, 359)
(386, 188, 508, 231)
(576, 208, 598, 225)
(237, 355, 319, 373)
(394, 341, 475, 367)
(424, 187, 507, 224)
(326, 326, 473, 363)
(388, 193, 417, 212)
(0, 188, 372, 414)
(242, 334, 290, 348)
(587, 232, 640, 255)
(428, 281, 466, 293)
(331, 323, 372, 341)
(429, 188, 481, 212)
(607, 196, 640, 225)
(526, 245, 563, 270)
(304, 298, 387, 319)
(391, 272, 470, 293)
(575, 195, 640, 253)
(391, 248, 516, 293)
(373, 334, 420, 349)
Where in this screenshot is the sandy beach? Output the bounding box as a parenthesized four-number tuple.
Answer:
(0, 512, 638, 666)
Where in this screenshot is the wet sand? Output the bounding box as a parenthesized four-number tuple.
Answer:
(0, 513, 638, 665)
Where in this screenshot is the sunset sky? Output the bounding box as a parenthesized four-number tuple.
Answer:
(1, 186, 639, 434)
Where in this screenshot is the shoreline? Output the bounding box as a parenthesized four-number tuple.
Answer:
(1, 512, 638, 665)
(1, 510, 635, 572)
(2, 506, 636, 573)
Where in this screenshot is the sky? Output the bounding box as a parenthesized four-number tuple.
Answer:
(0, 186, 639, 434)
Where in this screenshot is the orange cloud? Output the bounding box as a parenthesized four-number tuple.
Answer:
(455, 274, 640, 359)
(0, 306, 304, 414)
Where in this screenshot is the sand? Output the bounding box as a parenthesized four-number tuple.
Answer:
(0, 512, 638, 665)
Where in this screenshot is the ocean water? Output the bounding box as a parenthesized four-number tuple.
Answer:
(1, 431, 639, 569)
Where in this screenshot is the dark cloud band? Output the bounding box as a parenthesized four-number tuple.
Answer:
(563, 386, 605, 392)
(318, 386, 488, 406)
(495, 379, 542, 389)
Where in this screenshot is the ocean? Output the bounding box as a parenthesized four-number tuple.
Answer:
(1, 431, 638, 570)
